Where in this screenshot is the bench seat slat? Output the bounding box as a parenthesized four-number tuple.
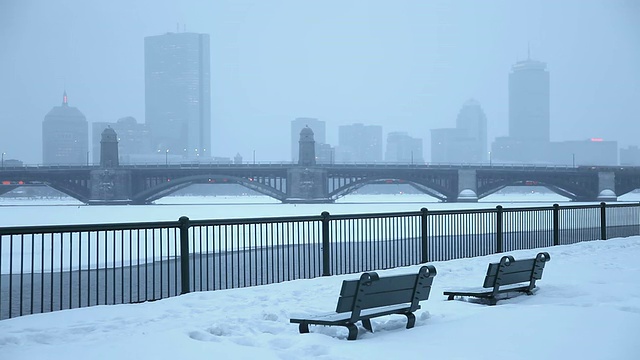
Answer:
(444, 283, 533, 298)
(291, 303, 419, 326)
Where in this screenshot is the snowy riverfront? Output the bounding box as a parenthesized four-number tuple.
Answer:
(1, 192, 640, 359)
(0, 236, 639, 359)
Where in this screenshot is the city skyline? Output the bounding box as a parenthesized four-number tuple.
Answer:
(1, 0, 638, 164)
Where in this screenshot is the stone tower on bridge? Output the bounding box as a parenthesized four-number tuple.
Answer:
(100, 126, 119, 168)
(89, 127, 131, 203)
(298, 126, 316, 166)
(286, 126, 329, 202)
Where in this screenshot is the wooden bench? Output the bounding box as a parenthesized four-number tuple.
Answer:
(290, 265, 437, 340)
(444, 252, 551, 305)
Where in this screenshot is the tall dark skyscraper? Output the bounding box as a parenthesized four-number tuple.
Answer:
(42, 91, 88, 165)
(145, 32, 211, 159)
(508, 55, 550, 142)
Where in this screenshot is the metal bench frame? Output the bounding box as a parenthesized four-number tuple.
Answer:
(290, 265, 437, 340)
(444, 252, 551, 305)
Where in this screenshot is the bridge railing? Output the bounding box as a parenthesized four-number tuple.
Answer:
(2, 202, 639, 320)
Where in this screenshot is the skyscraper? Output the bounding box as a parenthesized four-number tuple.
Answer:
(291, 118, 326, 162)
(509, 56, 550, 142)
(42, 91, 88, 165)
(385, 132, 423, 164)
(337, 123, 383, 163)
(455, 99, 488, 162)
(430, 99, 487, 164)
(145, 32, 211, 159)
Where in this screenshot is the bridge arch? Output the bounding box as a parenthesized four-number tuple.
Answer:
(477, 178, 593, 201)
(132, 174, 287, 204)
(329, 176, 450, 201)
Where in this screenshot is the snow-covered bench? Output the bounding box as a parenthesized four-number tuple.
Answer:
(444, 252, 551, 305)
(290, 265, 437, 340)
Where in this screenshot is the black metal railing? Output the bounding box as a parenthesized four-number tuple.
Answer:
(1, 202, 639, 320)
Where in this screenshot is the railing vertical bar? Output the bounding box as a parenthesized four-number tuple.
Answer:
(59, 232, 64, 311)
(20, 235, 24, 316)
(30, 235, 34, 314)
(120, 230, 125, 304)
(40, 233, 45, 313)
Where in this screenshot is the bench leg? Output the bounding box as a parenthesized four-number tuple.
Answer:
(298, 323, 309, 334)
(345, 323, 359, 340)
(488, 298, 498, 306)
(447, 294, 454, 300)
(362, 319, 373, 332)
(404, 312, 416, 329)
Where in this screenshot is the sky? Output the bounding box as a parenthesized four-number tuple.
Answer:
(0, 0, 639, 164)
(1, 234, 638, 359)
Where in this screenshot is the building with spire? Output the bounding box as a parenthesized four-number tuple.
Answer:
(508, 52, 550, 143)
(145, 31, 211, 159)
(491, 52, 551, 164)
(42, 91, 89, 165)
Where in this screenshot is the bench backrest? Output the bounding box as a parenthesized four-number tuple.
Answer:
(482, 252, 550, 292)
(335, 265, 437, 322)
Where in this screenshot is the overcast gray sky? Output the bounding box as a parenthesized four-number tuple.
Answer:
(1, 0, 638, 164)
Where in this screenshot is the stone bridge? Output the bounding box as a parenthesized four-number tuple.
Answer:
(1, 163, 639, 204)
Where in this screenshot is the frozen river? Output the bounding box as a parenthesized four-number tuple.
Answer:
(0, 192, 640, 226)
(3, 188, 636, 227)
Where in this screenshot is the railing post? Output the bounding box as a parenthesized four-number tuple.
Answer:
(496, 205, 503, 253)
(321, 211, 331, 276)
(179, 216, 191, 295)
(600, 202, 607, 240)
(553, 204, 560, 246)
(421, 208, 429, 263)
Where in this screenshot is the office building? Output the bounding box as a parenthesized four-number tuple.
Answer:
(431, 99, 488, 163)
(456, 99, 488, 162)
(620, 146, 640, 166)
(42, 91, 88, 165)
(431, 128, 476, 164)
(337, 123, 382, 163)
(92, 117, 152, 164)
(385, 132, 423, 164)
(145, 32, 211, 158)
(291, 118, 326, 163)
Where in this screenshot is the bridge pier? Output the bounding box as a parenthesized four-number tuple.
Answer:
(456, 169, 478, 202)
(89, 169, 133, 204)
(597, 171, 617, 202)
(285, 168, 332, 203)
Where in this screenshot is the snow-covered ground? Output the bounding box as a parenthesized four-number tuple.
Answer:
(1, 236, 638, 360)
